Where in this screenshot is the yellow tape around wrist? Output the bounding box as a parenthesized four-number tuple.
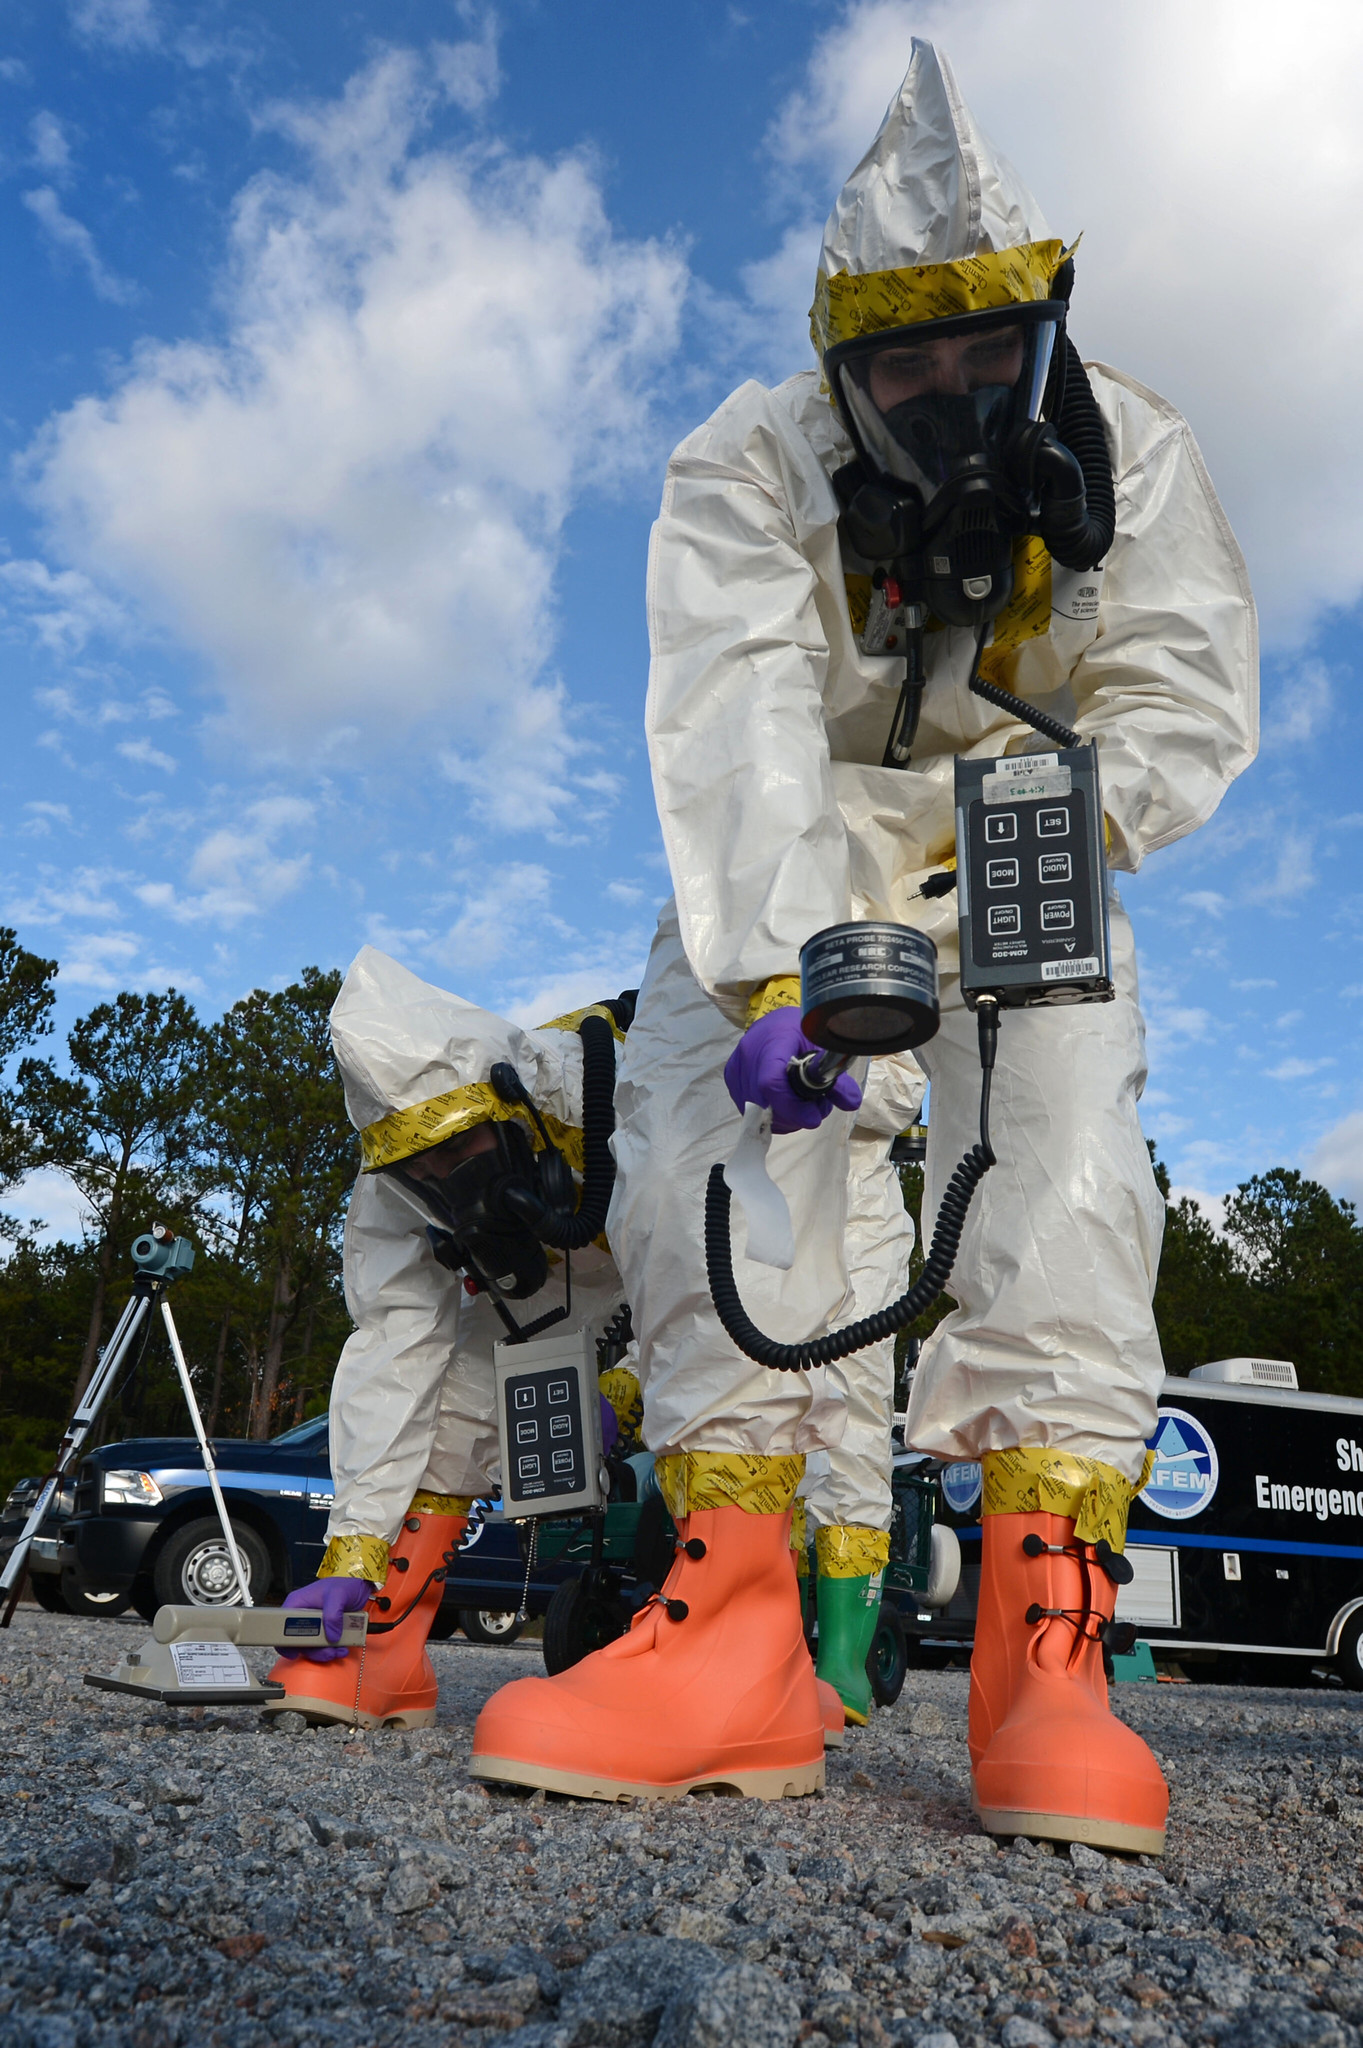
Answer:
(746, 975, 802, 1026)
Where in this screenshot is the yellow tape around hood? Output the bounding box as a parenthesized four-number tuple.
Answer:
(811, 238, 1069, 358)
(360, 1082, 584, 1175)
(540, 1001, 628, 1043)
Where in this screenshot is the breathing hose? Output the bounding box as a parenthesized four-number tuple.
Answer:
(1041, 336, 1117, 572)
(533, 1012, 618, 1249)
(705, 1000, 999, 1372)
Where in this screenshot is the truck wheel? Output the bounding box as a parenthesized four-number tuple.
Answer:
(428, 1601, 460, 1641)
(59, 1571, 131, 1619)
(1336, 1612, 1363, 1691)
(460, 1608, 523, 1646)
(29, 1574, 71, 1615)
(153, 1518, 269, 1608)
(867, 1603, 909, 1708)
(542, 1576, 630, 1675)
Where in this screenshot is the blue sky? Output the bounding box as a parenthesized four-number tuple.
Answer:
(1, 0, 1360, 1239)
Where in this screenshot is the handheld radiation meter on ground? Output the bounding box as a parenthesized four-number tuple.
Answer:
(954, 743, 1113, 1009)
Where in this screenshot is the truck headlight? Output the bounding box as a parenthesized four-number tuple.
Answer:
(101, 1470, 164, 1507)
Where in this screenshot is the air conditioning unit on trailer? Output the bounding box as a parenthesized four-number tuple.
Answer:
(1188, 1358, 1298, 1389)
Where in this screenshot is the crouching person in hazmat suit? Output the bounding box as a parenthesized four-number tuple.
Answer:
(262, 946, 635, 1729)
(472, 41, 1257, 1848)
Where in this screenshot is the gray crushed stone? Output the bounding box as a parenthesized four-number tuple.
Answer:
(2, 1609, 1363, 2047)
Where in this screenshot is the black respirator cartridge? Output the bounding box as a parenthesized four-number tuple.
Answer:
(954, 742, 1113, 1009)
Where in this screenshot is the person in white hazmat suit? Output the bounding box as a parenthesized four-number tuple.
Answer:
(264, 947, 636, 1728)
(471, 42, 1256, 1844)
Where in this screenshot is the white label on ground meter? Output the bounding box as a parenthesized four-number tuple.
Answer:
(1041, 956, 1100, 981)
(169, 1641, 251, 1689)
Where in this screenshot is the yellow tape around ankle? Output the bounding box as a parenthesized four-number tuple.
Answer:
(981, 1448, 1154, 1553)
(318, 1534, 389, 1585)
(790, 1497, 809, 1574)
(408, 1491, 475, 1516)
(814, 1524, 892, 1578)
(655, 1451, 805, 1520)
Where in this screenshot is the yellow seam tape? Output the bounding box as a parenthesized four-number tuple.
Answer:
(747, 975, 803, 1026)
(654, 1451, 806, 1519)
(981, 1447, 1146, 1553)
(538, 1001, 627, 1044)
(409, 1492, 474, 1516)
(811, 239, 1069, 357)
(814, 1524, 892, 1578)
(360, 1085, 584, 1174)
(318, 1533, 389, 1585)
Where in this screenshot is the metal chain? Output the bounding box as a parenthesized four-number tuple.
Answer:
(516, 1521, 537, 1624)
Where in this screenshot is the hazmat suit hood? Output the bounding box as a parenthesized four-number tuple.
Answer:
(331, 946, 562, 1172)
(811, 40, 1065, 359)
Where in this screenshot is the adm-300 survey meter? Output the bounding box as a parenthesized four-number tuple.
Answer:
(954, 742, 1113, 1009)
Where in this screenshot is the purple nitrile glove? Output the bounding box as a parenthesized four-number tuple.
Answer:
(279, 1576, 373, 1663)
(724, 1008, 863, 1135)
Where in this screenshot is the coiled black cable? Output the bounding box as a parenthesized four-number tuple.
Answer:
(1043, 335, 1116, 571)
(966, 619, 1082, 751)
(534, 1012, 617, 1248)
(705, 1002, 999, 1372)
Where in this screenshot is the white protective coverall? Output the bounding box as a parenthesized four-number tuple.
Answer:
(326, 947, 627, 1556)
(613, 40, 1257, 1496)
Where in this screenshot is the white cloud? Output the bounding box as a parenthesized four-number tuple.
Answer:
(29, 111, 74, 180)
(116, 737, 176, 772)
(1248, 829, 1315, 908)
(1263, 660, 1333, 747)
(1179, 890, 1225, 918)
(134, 796, 315, 926)
(6, 1166, 94, 1244)
(605, 881, 645, 905)
(501, 931, 650, 1029)
(0, 557, 126, 653)
(24, 48, 688, 831)
(20, 802, 74, 837)
(22, 186, 136, 303)
(1266, 1056, 1334, 1083)
(750, 0, 1363, 645)
(1231, 977, 1277, 992)
(1308, 1110, 1363, 1206)
(1169, 1184, 1228, 1235)
(68, 0, 160, 51)
(433, 9, 500, 114)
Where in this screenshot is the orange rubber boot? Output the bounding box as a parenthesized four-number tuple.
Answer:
(971, 1511, 1168, 1855)
(263, 1509, 467, 1729)
(816, 1677, 847, 1750)
(471, 1503, 824, 1800)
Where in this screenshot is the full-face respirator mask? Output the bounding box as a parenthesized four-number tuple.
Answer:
(825, 265, 1117, 765)
(382, 1004, 627, 1343)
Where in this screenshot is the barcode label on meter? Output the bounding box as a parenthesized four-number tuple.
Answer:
(1041, 956, 1101, 981)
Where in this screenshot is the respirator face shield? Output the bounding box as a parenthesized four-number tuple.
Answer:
(828, 304, 1060, 499)
(385, 1118, 550, 1300)
(827, 304, 1064, 627)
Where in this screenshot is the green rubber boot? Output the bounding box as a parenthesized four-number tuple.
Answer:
(811, 1507, 891, 1726)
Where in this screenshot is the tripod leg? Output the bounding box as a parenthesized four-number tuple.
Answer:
(160, 1301, 254, 1607)
(0, 1292, 153, 1624)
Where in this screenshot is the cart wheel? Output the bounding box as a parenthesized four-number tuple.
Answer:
(867, 1603, 909, 1708)
(542, 1575, 630, 1675)
(1336, 1611, 1363, 1691)
(29, 1575, 72, 1615)
(459, 1608, 523, 1646)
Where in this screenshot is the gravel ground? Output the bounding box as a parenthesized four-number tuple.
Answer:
(3, 1609, 1363, 2048)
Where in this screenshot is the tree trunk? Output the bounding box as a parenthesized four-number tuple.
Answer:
(251, 1249, 297, 1440)
(72, 1228, 115, 1406)
(206, 1309, 232, 1436)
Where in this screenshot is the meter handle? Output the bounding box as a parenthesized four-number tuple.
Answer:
(786, 1048, 852, 1102)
